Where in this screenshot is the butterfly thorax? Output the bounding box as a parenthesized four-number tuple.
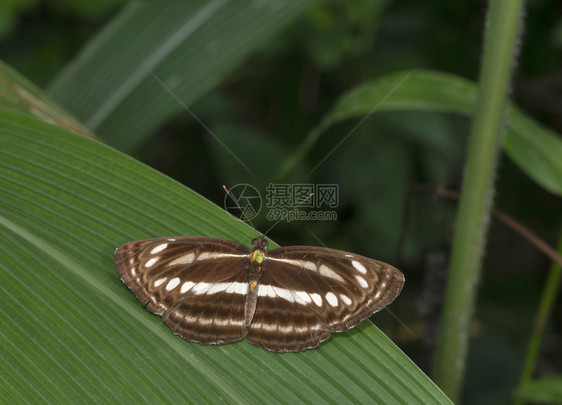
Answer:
(249, 236, 268, 276)
(250, 249, 266, 273)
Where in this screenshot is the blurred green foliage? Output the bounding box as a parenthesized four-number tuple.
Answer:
(1, 1, 561, 404)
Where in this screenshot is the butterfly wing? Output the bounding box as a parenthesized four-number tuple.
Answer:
(115, 237, 250, 345)
(247, 246, 404, 352)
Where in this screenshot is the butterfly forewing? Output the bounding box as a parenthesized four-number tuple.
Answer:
(246, 247, 404, 351)
(115, 237, 250, 344)
(115, 236, 404, 352)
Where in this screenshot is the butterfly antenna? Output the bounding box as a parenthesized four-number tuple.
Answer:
(222, 185, 259, 237)
(263, 193, 314, 237)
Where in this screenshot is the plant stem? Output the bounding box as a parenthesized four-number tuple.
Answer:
(432, 0, 526, 401)
(514, 234, 562, 405)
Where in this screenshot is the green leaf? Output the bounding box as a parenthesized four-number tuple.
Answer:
(0, 107, 451, 403)
(0, 60, 94, 139)
(47, 0, 320, 152)
(277, 70, 562, 196)
(514, 376, 562, 403)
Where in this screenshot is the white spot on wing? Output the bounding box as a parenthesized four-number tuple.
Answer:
(207, 283, 228, 295)
(197, 252, 246, 261)
(227, 319, 244, 327)
(154, 277, 167, 287)
(341, 294, 352, 305)
(166, 277, 180, 291)
(274, 286, 295, 303)
(278, 324, 294, 333)
(258, 285, 297, 303)
(145, 257, 158, 268)
(181, 281, 194, 293)
(325, 292, 338, 307)
(206, 282, 246, 295)
(130, 267, 137, 276)
(293, 324, 311, 333)
(310, 293, 323, 306)
(169, 252, 195, 266)
(268, 258, 316, 272)
(258, 323, 277, 332)
(197, 252, 219, 261)
(302, 261, 317, 271)
(294, 291, 312, 305)
(226, 282, 247, 295)
(319, 264, 344, 282)
(270, 257, 346, 282)
(258, 285, 276, 298)
(193, 282, 212, 295)
(352, 260, 367, 274)
(355, 275, 369, 288)
(151, 243, 168, 254)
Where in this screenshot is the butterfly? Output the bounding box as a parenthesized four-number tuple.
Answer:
(115, 235, 404, 352)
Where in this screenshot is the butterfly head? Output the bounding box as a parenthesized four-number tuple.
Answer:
(251, 236, 269, 252)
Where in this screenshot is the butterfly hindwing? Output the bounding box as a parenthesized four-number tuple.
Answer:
(115, 237, 250, 344)
(247, 269, 331, 352)
(163, 267, 249, 345)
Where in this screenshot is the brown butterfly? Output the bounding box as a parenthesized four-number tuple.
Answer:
(115, 235, 404, 352)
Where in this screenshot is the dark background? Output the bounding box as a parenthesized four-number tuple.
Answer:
(2, 1, 561, 403)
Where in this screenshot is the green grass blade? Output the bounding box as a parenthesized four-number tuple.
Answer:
(0, 107, 451, 403)
(433, 1, 526, 398)
(276, 70, 562, 196)
(515, 234, 562, 405)
(514, 376, 562, 404)
(0, 60, 94, 140)
(47, 0, 319, 152)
